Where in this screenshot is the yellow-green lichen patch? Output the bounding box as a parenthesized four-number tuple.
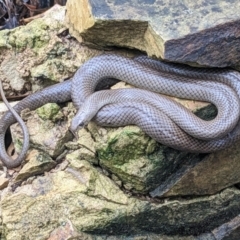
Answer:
(6, 6, 65, 53)
(98, 126, 157, 165)
(15, 149, 56, 182)
(36, 103, 61, 120)
(0, 29, 11, 48)
(96, 126, 160, 193)
(8, 21, 51, 51)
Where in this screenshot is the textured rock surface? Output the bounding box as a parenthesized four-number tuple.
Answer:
(1, 3, 240, 240)
(66, 0, 240, 68)
(93, 105, 233, 196)
(0, 175, 9, 190)
(94, 124, 203, 194)
(155, 139, 240, 197)
(11, 103, 73, 159)
(0, 5, 100, 97)
(2, 159, 240, 239)
(14, 149, 56, 182)
(4, 98, 240, 239)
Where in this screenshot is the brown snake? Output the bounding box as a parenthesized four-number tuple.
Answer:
(1, 54, 240, 168)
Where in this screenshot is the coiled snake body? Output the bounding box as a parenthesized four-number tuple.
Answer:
(1, 54, 240, 168)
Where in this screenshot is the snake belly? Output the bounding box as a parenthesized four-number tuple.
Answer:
(1, 54, 240, 168)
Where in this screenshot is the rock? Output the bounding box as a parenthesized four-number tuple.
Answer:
(76, 127, 96, 154)
(95, 125, 159, 193)
(1, 3, 240, 239)
(195, 233, 215, 240)
(48, 233, 197, 240)
(64, 119, 98, 165)
(90, 102, 240, 198)
(93, 101, 240, 198)
(0, 101, 18, 117)
(1, 160, 129, 239)
(94, 124, 204, 194)
(0, 5, 100, 95)
(66, 0, 240, 68)
(11, 103, 73, 159)
(14, 149, 56, 182)
(2, 158, 240, 239)
(66, 147, 97, 165)
(0, 175, 9, 190)
(47, 220, 93, 240)
(1, 53, 25, 92)
(151, 139, 240, 197)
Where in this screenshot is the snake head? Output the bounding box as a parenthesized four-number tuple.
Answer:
(69, 114, 86, 138)
(69, 108, 93, 139)
(70, 95, 102, 138)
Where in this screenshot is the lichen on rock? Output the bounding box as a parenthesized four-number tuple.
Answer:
(2, 158, 240, 239)
(1, 2, 240, 239)
(11, 102, 73, 159)
(36, 103, 61, 121)
(94, 124, 203, 194)
(14, 149, 56, 183)
(0, 5, 100, 95)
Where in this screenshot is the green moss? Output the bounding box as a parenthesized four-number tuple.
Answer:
(14, 138, 24, 154)
(30, 59, 68, 81)
(36, 103, 61, 120)
(97, 126, 161, 192)
(0, 20, 53, 52)
(6, 21, 50, 51)
(98, 126, 156, 165)
(3, 5, 65, 53)
(96, 125, 200, 194)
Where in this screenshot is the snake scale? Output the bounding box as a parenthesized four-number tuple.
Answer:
(1, 54, 240, 168)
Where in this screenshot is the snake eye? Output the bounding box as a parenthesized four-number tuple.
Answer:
(78, 122, 85, 128)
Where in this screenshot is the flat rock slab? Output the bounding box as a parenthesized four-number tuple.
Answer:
(150, 138, 240, 197)
(66, 0, 240, 68)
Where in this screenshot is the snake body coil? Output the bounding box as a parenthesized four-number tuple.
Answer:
(1, 54, 240, 168)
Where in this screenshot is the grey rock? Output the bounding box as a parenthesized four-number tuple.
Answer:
(1, 3, 240, 239)
(95, 124, 204, 194)
(0, 5, 100, 95)
(1, 54, 26, 92)
(14, 149, 56, 183)
(152, 139, 240, 197)
(11, 105, 72, 159)
(2, 158, 240, 239)
(66, 0, 240, 68)
(0, 175, 9, 190)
